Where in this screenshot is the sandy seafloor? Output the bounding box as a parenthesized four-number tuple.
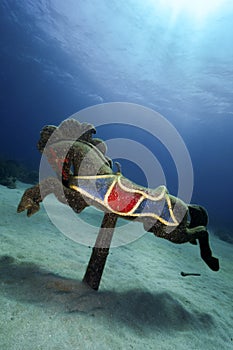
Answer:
(0, 182, 232, 350)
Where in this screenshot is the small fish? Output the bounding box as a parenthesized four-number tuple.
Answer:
(181, 271, 201, 277)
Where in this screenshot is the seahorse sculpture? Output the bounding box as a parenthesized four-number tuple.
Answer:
(17, 119, 219, 290)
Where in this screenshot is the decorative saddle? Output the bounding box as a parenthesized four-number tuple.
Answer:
(69, 173, 179, 226)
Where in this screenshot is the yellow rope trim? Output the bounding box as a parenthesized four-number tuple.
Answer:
(73, 174, 116, 179)
(166, 194, 179, 225)
(118, 175, 166, 201)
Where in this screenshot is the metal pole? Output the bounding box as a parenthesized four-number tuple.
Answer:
(83, 212, 118, 290)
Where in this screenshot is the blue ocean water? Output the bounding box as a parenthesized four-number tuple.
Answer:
(1, 0, 233, 235)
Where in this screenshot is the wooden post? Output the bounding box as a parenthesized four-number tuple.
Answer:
(83, 212, 118, 290)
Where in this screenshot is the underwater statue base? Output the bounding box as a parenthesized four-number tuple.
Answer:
(17, 119, 219, 291)
(83, 213, 118, 290)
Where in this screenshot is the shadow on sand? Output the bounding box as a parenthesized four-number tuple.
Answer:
(0, 255, 215, 333)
